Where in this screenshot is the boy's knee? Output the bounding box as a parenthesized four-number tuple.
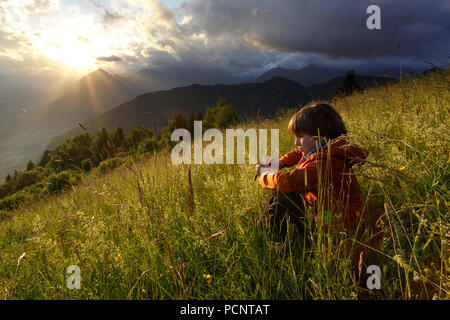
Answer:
(278, 193, 305, 211)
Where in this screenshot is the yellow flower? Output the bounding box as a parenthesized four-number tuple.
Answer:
(117, 253, 122, 260)
(142, 288, 147, 294)
(398, 166, 406, 171)
(203, 273, 212, 283)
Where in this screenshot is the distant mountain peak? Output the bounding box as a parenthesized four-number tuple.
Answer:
(271, 66, 288, 71)
(80, 68, 112, 80)
(255, 64, 346, 86)
(94, 68, 109, 74)
(35, 67, 145, 131)
(264, 76, 301, 86)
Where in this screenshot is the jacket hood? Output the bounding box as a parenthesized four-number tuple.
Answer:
(327, 135, 369, 166)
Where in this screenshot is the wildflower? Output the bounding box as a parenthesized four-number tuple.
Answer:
(393, 254, 412, 271)
(393, 254, 402, 263)
(142, 288, 147, 294)
(203, 273, 212, 283)
(117, 253, 122, 260)
(398, 166, 406, 171)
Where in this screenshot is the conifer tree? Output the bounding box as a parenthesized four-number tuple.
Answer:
(338, 70, 361, 96)
(27, 160, 34, 171)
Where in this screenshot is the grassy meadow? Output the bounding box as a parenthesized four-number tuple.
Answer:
(0, 70, 448, 300)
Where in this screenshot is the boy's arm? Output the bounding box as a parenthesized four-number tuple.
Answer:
(279, 149, 303, 169)
(258, 162, 318, 193)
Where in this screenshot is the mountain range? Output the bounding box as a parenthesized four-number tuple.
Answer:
(123, 66, 240, 92)
(44, 73, 390, 151)
(123, 64, 422, 92)
(254, 64, 347, 87)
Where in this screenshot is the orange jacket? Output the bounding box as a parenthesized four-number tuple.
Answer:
(258, 135, 369, 229)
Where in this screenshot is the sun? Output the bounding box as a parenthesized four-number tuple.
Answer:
(44, 37, 100, 73)
(45, 39, 96, 71)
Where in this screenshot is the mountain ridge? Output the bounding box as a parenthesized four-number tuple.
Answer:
(254, 64, 347, 86)
(43, 73, 390, 152)
(31, 68, 147, 131)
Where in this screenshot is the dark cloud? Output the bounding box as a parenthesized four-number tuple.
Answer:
(143, 47, 178, 68)
(120, 0, 449, 84)
(139, 34, 279, 84)
(96, 55, 123, 62)
(180, 0, 450, 60)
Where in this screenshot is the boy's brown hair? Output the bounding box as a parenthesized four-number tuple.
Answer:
(288, 102, 347, 140)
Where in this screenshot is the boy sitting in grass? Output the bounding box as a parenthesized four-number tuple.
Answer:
(256, 102, 369, 235)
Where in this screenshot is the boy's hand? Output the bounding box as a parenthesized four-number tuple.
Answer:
(254, 157, 282, 180)
(255, 162, 266, 178)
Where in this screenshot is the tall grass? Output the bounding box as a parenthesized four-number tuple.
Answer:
(0, 70, 448, 299)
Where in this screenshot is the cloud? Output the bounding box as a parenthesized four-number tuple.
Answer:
(103, 1, 275, 77)
(108, 0, 448, 82)
(102, 8, 124, 24)
(25, 0, 58, 15)
(0, 30, 27, 52)
(96, 55, 123, 62)
(1, 0, 449, 93)
(180, 0, 450, 60)
(140, 0, 180, 39)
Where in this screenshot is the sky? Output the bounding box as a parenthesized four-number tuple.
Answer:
(0, 0, 449, 88)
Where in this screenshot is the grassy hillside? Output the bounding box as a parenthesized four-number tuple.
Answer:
(0, 70, 448, 299)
